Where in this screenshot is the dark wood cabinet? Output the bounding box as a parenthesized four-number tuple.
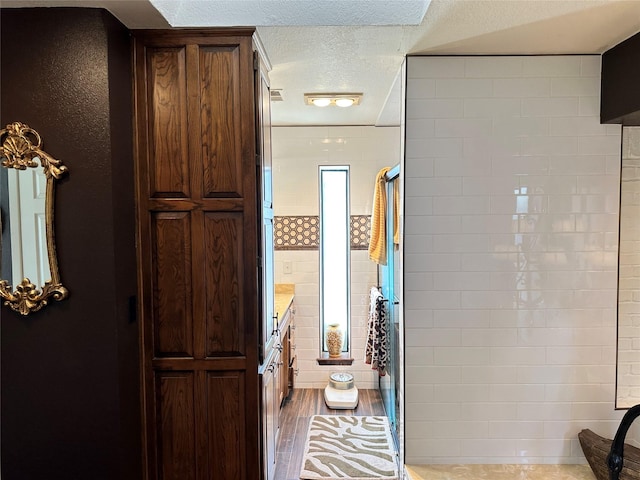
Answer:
(133, 28, 268, 480)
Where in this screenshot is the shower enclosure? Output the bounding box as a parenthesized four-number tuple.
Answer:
(378, 164, 401, 449)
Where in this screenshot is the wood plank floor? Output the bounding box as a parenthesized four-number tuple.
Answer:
(274, 388, 386, 480)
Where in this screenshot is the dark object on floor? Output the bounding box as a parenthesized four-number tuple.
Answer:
(579, 404, 640, 480)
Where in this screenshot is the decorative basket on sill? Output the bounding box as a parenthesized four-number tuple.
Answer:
(579, 404, 640, 480)
(325, 324, 343, 358)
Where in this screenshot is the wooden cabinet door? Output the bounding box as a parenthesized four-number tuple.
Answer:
(133, 29, 261, 480)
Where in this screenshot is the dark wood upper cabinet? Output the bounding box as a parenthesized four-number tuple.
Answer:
(601, 31, 640, 125)
(133, 28, 268, 480)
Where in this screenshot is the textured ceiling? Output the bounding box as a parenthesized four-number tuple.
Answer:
(2, 0, 640, 126)
(411, 0, 640, 54)
(149, 0, 430, 26)
(261, 0, 640, 126)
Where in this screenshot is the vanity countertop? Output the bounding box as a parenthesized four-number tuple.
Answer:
(275, 283, 295, 320)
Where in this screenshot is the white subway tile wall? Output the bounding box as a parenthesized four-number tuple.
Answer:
(272, 126, 400, 389)
(617, 127, 640, 409)
(405, 55, 624, 464)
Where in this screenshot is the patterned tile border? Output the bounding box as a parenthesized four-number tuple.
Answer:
(350, 215, 370, 250)
(274, 215, 370, 251)
(274, 216, 319, 250)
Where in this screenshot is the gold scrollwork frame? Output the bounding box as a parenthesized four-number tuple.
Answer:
(0, 122, 69, 315)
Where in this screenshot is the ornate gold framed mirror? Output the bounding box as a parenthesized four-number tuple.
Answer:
(0, 122, 68, 315)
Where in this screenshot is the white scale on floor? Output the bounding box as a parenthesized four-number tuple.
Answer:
(324, 372, 359, 409)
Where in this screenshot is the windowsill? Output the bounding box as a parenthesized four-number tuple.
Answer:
(316, 353, 354, 365)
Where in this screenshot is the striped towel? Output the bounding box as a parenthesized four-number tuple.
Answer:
(365, 286, 388, 376)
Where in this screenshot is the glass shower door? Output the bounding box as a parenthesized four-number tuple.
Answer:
(379, 167, 400, 448)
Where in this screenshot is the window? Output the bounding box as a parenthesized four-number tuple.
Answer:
(319, 166, 350, 354)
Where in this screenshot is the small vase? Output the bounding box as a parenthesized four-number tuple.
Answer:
(326, 324, 343, 358)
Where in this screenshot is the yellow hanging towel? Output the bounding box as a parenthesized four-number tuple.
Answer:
(368, 167, 390, 265)
(393, 178, 400, 245)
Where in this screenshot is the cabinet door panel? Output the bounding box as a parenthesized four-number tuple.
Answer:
(207, 372, 245, 479)
(199, 46, 243, 198)
(152, 212, 193, 357)
(203, 212, 243, 356)
(147, 47, 190, 198)
(157, 372, 196, 480)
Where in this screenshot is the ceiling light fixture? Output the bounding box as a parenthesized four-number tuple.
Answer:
(312, 98, 331, 107)
(304, 93, 362, 108)
(335, 98, 354, 108)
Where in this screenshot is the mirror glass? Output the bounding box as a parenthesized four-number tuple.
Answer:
(0, 122, 68, 315)
(4, 164, 50, 287)
(617, 126, 640, 408)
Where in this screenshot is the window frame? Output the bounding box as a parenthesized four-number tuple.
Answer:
(318, 165, 351, 354)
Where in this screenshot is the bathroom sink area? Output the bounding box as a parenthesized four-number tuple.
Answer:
(275, 283, 294, 324)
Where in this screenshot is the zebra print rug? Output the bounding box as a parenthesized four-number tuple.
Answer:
(299, 415, 398, 480)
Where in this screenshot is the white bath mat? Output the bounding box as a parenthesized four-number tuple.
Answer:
(299, 415, 398, 480)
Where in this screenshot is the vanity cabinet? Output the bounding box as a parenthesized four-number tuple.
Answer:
(132, 28, 269, 480)
(260, 300, 295, 480)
